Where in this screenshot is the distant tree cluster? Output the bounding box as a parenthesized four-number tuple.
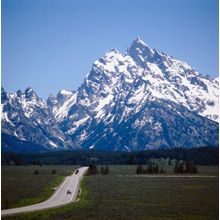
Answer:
(2, 147, 218, 166)
(100, 166, 109, 175)
(174, 160, 198, 173)
(86, 164, 99, 175)
(136, 164, 166, 174)
(34, 169, 57, 175)
(86, 163, 110, 175)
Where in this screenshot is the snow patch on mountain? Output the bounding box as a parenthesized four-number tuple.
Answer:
(56, 37, 218, 151)
(1, 87, 77, 151)
(2, 38, 219, 152)
(49, 140, 58, 148)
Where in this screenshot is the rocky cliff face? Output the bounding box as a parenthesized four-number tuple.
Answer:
(2, 38, 219, 152)
(1, 87, 76, 152)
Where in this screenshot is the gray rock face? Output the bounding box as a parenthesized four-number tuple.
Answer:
(55, 38, 218, 151)
(1, 87, 76, 152)
(1, 38, 219, 152)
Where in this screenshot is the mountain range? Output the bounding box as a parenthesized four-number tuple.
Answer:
(1, 37, 219, 152)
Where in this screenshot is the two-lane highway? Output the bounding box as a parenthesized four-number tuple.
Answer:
(2, 166, 88, 216)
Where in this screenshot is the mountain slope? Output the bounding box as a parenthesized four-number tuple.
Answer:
(78, 99, 218, 151)
(1, 38, 219, 152)
(53, 38, 218, 151)
(1, 87, 77, 152)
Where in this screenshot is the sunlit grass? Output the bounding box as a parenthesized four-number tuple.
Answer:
(2, 165, 218, 220)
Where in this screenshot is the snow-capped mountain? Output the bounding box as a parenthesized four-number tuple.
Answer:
(54, 38, 218, 150)
(47, 89, 77, 122)
(1, 38, 219, 152)
(1, 87, 77, 152)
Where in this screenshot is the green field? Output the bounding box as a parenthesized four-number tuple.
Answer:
(2, 165, 219, 220)
(2, 165, 79, 209)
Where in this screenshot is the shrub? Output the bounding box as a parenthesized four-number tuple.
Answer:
(153, 164, 159, 173)
(86, 163, 98, 175)
(160, 167, 166, 173)
(101, 166, 104, 174)
(168, 158, 172, 165)
(136, 165, 143, 174)
(105, 165, 109, 174)
(146, 164, 153, 174)
(101, 165, 110, 175)
(185, 161, 198, 173)
(174, 161, 198, 173)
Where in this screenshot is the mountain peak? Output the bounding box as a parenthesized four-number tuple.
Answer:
(104, 48, 121, 57)
(132, 37, 152, 49)
(1, 87, 8, 101)
(56, 89, 75, 105)
(25, 87, 34, 93)
(127, 37, 155, 66)
(2, 38, 219, 153)
(47, 94, 57, 107)
(134, 36, 148, 46)
(1, 86, 6, 93)
(16, 90, 22, 97)
(24, 87, 38, 100)
(58, 89, 74, 97)
(109, 48, 119, 53)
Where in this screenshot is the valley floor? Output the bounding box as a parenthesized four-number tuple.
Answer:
(1, 165, 79, 209)
(2, 165, 219, 220)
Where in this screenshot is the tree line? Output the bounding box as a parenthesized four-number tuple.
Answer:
(2, 147, 218, 166)
(174, 160, 197, 173)
(136, 159, 198, 174)
(86, 163, 110, 175)
(136, 164, 166, 174)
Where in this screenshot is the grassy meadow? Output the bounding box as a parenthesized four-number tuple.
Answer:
(2, 165, 219, 220)
(2, 165, 79, 209)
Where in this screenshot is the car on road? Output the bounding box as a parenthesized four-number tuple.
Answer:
(67, 190, 72, 194)
(75, 169, 79, 174)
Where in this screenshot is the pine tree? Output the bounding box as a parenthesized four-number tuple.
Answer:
(174, 162, 179, 173)
(185, 160, 198, 173)
(105, 165, 109, 174)
(153, 164, 159, 173)
(101, 166, 104, 175)
(160, 167, 166, 173)
(179, 162, 184, 173)
(146, 164, 153, 174)
(87, 163, 99, 175)
(136, 165, 143, 174)
(185, 161, 190, 173)
(168, 158, 172, 165)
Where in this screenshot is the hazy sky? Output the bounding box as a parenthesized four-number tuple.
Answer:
(2, 0, 219, 99)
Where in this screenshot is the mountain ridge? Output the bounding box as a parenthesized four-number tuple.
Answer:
(1, 38, 219, 152)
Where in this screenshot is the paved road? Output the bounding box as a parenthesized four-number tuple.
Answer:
(2, 166, 88, 216)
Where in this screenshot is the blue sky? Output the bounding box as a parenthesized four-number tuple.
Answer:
(2, 0, 219, 99)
